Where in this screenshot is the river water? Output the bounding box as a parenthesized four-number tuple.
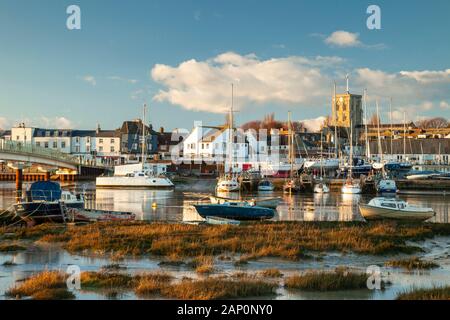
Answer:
(1, 180, 449, 223)
(1, 180, 450, 300)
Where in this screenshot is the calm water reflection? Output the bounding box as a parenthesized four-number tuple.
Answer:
(0, 181, 448, 223)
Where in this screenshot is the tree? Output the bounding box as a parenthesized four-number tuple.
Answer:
(416, 117, 449, 129)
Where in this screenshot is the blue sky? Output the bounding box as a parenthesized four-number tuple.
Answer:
(1, 0, 449, 131)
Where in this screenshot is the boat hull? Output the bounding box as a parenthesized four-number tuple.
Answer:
(359, 204, 435, 221)
(209, 196, 280, 209)
(194, 204, 275, 220)
(13, 202, 65, 224)
(96, 176, 174, 188)
(342, 185, 361, 194)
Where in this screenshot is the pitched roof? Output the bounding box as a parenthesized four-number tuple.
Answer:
(120, 120, 158, 136)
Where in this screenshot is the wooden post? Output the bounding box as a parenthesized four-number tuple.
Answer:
(16, 168, 23, 202)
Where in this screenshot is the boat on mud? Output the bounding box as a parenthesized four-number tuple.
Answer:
(205, 216, 241, 225)
(12, 181, 84, 225)
(209, 195, 280, 209)
(194, 202, 275, 221)
(359, 197, 435, 221)
(66, 208, 136, 222)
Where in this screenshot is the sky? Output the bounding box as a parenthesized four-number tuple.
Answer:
(0, 0, 449, 132)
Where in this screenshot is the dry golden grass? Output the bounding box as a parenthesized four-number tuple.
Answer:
(385, 257, 439, 270)
(31, 288, 75, 300)
(134, 272, 173, 296)
(0, 244, 26, 252)
(161, 278, 277, 300)
(4, 221, 450, 260)
(80, 271, 134, 289)
(285, 270, 369, 291)
(190, 256, 215, 274)
(397, 286, 450, 300)
(259, 268, 283, 278)
(6, 271, 69, 298)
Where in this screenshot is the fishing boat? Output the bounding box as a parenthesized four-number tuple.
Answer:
(96, 104, 174, 189)
(216, 175, 240, 192)
(205, 216, 240, 225)
(359, 197, 435, 221)
(209, 195, 280, 209)
(12, 181, 85, 224)
(193, 202, 275, 220)
(258, 179, 274, 191)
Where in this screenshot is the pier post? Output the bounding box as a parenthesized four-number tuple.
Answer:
(15, 168, 23, 201)
(45, 171, 50, 181)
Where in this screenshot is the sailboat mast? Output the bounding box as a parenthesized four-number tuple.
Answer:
(142, 103, 147, 169)
(288, 111, 293, 178)
(389, 98, 393, 157)
(334, 82, 338, 158)
(376, 100, 383, 163)
(403, 112, 406, 161)
(363, 88, 370, 160)
(228, 83, 234, 174)
(349, 119, 353, 177)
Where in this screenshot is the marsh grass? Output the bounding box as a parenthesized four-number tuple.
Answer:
(4, 221, 450, 260)
(259, 268, 283, 278)
(161, 278, 277, 300)
(189, 256, 215, 274)
(396, 286, 450, 300)
(284, 270, 370, 291)
(80, 271, 134, 290)
(134, 272, 173, 296)
(6, 271, 70, 299)
(385, 257, 439, 270)
(31, 288, 75, 300)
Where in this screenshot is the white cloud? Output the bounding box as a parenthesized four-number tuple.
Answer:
(440, 101, 450, 110)
(299, 116, 327, 132)
(0, 117, 10, 130)
(38, 116, 74, 129)
(151, 52, 344, 113)
(82, 75, 96, 86)
(325, 31, 361, 47)
(399, 69, 450, 84)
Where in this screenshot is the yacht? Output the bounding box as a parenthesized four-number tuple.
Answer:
(376, 178, 397, 194)
(314, 181, 330, 194)
(216, 175, 240, 192)
(96, 104, 174, 189)
(341, 178, 362, 194)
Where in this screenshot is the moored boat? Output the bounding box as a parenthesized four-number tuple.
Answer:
(66, 208, 136, 222)
(258, 179, 274, 191)
(314, 182, 330, 194)
(209, 195, 280, 209)
(216, 175, 240, 192)
(341, 178, 361, 194)
(376, 179, 398, 194)
(194, 203, 275, 220)
(359, 197, 435, 221)
(205, 216, 240, 225)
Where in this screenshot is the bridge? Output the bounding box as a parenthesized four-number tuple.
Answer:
(0, 140, 110, 172)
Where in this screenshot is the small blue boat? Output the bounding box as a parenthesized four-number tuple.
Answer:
(193, 202, 275, 221)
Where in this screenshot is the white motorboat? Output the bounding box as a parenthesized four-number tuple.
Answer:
(359, 197, 435, 221)
(258, 179, 274, 191)
(60, 190, 84, 208)
(314, 182, 330, 194)
(96, 171, 174, 188)
(216, 176, 240, 192)
(341, 179, 361, 194)
(304, 158, 340, 170)
(209, 195, 280, 209)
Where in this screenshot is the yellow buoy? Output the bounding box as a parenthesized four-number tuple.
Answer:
(152, 202, 157, 209)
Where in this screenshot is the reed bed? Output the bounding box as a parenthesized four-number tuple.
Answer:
(160, 278, 277, 300)
(284, 270, 370, 291)
(3, 221, 450, 260)
(134, 272, 173, 296)
(259, 268, 283, 278)
(396, 286, 450, 300)
(6, 271, 74, 299)
(385, 257, 439, 270)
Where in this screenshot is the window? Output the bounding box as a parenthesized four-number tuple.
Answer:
(381, 202, 397, 209)
(44, 142, 49, 148)
(61, 142, 66, 148)
(53, 131, 58, 137)
(99, 139, 103, 144)
(99, 146, 103, 152)
(53, 141, 57, 148)
(86, 146, 90, 152)
(36, 142, 40, 147)
(111, 138, 115, 143)
(110, 146, 115, 152)
(16, 136, 19, 140)
(45, 131, 50, 137)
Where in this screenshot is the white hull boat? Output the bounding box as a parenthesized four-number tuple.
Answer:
(376, 179, 398, 193)
(314, 182, 330, 194)
(359, 197, 435, 221)
(304, 158, 340, 170)
(341, 180, 361, 194)
(258, 179, 274, 191)
(96, 173, 174, 188)
(216, 176, 240, 192)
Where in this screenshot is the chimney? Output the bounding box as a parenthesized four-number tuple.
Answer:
(160, 127, 164, 134)
(96, 123, 101, 134)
